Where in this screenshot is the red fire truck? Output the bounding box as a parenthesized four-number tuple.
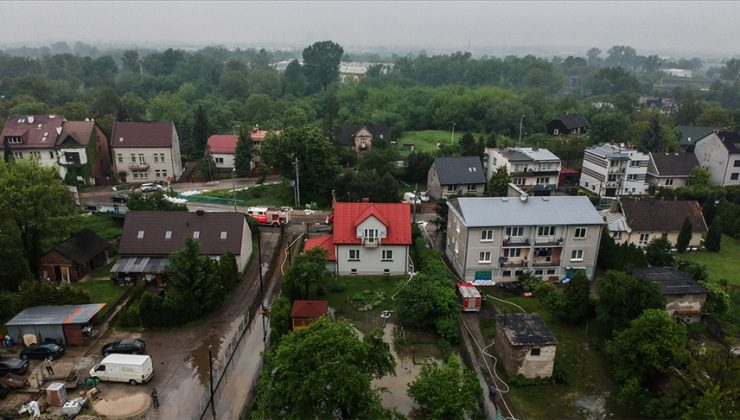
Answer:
(246, 206, 291, 227)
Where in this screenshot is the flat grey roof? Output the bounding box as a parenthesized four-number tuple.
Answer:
(450, 196, 604, 227)
(6, 304, 106, 326)
(519, 147, 560, 161)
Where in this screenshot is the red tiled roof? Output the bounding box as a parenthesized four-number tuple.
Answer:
(111, 122, 174, 148)
(333, 202, 412, 245)
(290, 300, 329, 318)
(1, 115, 65, 149)
(207, 135, 238, 154)
(304, 235, 336, 261)
(250, 129, 270, 142)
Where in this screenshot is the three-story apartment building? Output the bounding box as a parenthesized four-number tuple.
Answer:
(580, 143, 649, 197)
(694, 130, 740, 186)
(484, 147, 561, 196)
(445, 196, 603, 284)
(111, 122, 183, 183)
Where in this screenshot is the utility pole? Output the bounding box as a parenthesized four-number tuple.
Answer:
(231, 168, 237, 212)
(208, 346, 216, 419)
(518, 115, 525, 145)
(451, 122, 456, 144)
(294, 157, 300, 207)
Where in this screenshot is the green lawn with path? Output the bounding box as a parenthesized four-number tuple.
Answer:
(678, 234, 740, 285)
(79, 213, 124, 240)
(71, 278, 127, 318)
(200, 182, 295, 207)
(397, 130, 475, 155)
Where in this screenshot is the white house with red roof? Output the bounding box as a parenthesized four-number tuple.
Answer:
(304, 202, 412, 276)
(207, 134, 238, 169)
(111, 122, 182, 183)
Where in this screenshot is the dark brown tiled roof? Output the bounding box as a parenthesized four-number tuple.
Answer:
(716, 131, 740, 154)
(550, 114, 589, 130)
(649, 152, 699, 177)
(621, 200, 706, 233)
(338, 124, 391, 146)
(57, 121, 95, 147)
(49, 228, 111, 265)
(111, 122, 174, 148)
(118, 211, 247, 256)
(1, 115, 65, 149)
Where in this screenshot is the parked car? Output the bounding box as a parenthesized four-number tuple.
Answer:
(139, 183, 163, 193)
(325, 213, 334, 225)
(0, 358, 29, 375)
(110, 193, 129, 203)
(403, 192, 421, 205)
(20, 343, 65, 360)
(418, 191, 430, 202)
(102, 338, 146, 356)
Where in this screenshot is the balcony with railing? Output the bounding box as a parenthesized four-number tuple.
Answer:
(532, 257, 561, 267)
(534, 236, 564, 246)
(502, 236, 530, 247)
(500, 258, 528, 268)
(129, 161, 149, 171)
(362, 237, 380, 248)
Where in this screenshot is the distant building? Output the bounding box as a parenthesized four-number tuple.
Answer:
(495, 313, 557, 379)
(207, 134, 238, 169)
(579, 143, 649, 197)
(110, 122, 183, 183)
(600, 199, 707, 249)
(338, 62, 393, 83)
(694, 130, 740, 186)
(427, 156, 486, 200)
(676, 125, 720, 151)
(1, 114, 64, 169)
(338, 124, 391, 154)
(646, 152, 699, 189)
(484, 147, 561, 196)
(546, 114, 589, 136)
(664, 69, 692, 78)
(632, 267, 708, 323)
(446, 196, 603, 284)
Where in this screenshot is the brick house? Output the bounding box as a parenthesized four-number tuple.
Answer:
(110, 122, 183, 183)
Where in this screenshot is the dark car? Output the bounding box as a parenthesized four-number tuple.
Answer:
(0, 358, 29, 375)
(110, 193, 129, 203)
(20, 343, 65, 360)
(102, 338, 146, 356)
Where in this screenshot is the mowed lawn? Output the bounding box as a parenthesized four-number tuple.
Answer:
(71, 278, 127, 318)
(478, 286, 629, 419)
(679, 234, 740, 284)
(397, 130, 473, 155)
(201, 182, 294, 207)
(79, 213, 124, 240)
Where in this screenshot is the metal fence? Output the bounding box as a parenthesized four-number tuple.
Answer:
(182, 194, 241, 206)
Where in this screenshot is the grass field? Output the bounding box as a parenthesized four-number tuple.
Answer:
(71, 278, 127, 318)
(478, 286, 629, 419)
(80, 213, 124, 240)
(201, 182, 294, 207)
(679, 234, 740, 285)
(397, 130, 472, 155)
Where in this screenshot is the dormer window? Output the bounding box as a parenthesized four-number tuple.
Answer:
(5, 136, 22, 144)
(193, 231, 200, 239)
(220, 231, 228, 240)
(137, 230, 145, 239)
(165, 231, 172, 239)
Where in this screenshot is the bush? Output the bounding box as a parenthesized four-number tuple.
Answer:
(0, 291, 18, 322)
(138, 292, 168, 328)
(435, 314, 460, 344)
(118, 304, 141, 327)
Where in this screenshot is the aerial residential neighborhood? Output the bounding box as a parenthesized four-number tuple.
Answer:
(0, 2, 738, 420)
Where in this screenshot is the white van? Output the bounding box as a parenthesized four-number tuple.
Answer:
(403, 192, 421, 205)
(89, 354, 154, 385)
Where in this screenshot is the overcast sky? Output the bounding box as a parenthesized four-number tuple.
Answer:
(1, 1, 739, 57)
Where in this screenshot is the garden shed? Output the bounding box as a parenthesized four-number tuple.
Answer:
(5, 304, 106, 346)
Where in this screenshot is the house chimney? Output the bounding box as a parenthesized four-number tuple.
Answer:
(361, 198, 370, 203)
(196, 209, 205, 216)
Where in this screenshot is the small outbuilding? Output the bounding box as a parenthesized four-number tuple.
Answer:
(38, 229, 112, 283)
(631, 266, 708, 323)
(290, 300, 329, 332)
(546, 114, 590, 136)
(5, 304, 106, 346)
(495, 313, 557, 379)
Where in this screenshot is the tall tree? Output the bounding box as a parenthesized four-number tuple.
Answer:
(562, 270, 593, 324)
(676, 217, 693, 253)
(260, 125, 340, 205)
(283, 59, 307, 96)
(254, 317, 394, 419)
(3, 141, 13, 163)
(0, 160, 80, 275)
(192, 105, 209, 156)
(687, 167, 710, 187)
(281, 248, 332, 301)
(486, 166, 511, 197)
(166, 237, 222, 322)
(408, 355, 482, 420)
(199, 150, 216, 181)
(645, 238, 675, 266)
(233, 129, 254, 177)
(121, 50, 140, 73)
(705, 217, 722, 252)
(596, 270, 665, 334)
(302, 40, 344, 92)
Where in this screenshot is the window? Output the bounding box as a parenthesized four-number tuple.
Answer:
(546, 269, 556, 275)
(503, 270, 512, 277)
(608, 174, 618, 182)
(192, 231, 200, 239)
(505, 227, 523, 237)
(165, 231, 172, 239)
(447, 185, 455, 191)
(534, 269, 543, 275)
(553, 128, 559, 135)
(574, 227, 587, 239)
(734, 160, 740, 167)
(160, 153, 165, 162)
(513, 164, 524, 172)
(220, 231, 228, 240)
(364, 229, 379, 239)
(630, 160, 640, 167)
(130, 154, 136, 163)
(665, 179, 674, 186)
(467, 184, 476, 191)
(481, 230, 493, 242)
(513, 178, 525, 185)
(536, 177, 550, 185)
(515, 270, 524, 276)
(456, 220, 460, 233)
(503, 248, 521, 258)
(29, 151, 40, 159)
(571, 249, 584, 261)
(349, 249, 360, 261)
(13, 152, 22, 159)
(49, 151, 54, 158)
(731, 173, 739, 181)
(154, 154, 159, 162)
(117, 153, 123, 163)
(138, 154, 145, 164)
(639, 233, 650, 246)
(132, 171, 138, 179)
(155, 170, 161, 178)
(530, 348, 541, 356)
(5, 136, 21, 144)
(350, 269, 358, 275)
(479, 252, 491, 263)
(537, 226, 555, 236)
(137, 230, 145, 239)
(382, 250, 393, 261)
(454, 242, 459, 254)
(627, 174, 637, 181)
(384, 269, 390, 274)
(215, 157, 224, 164)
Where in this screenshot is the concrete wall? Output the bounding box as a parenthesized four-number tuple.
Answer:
(666, 293, 707, 323)
(213, 152, 235, 169)
(494, 327, 556, 379)
(646, 174, 688, 189)
(616, 230, 704, 249)
(335, 244, 407, 275)
(237, 221, 254, 273)
(427, 163, 443, 200)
